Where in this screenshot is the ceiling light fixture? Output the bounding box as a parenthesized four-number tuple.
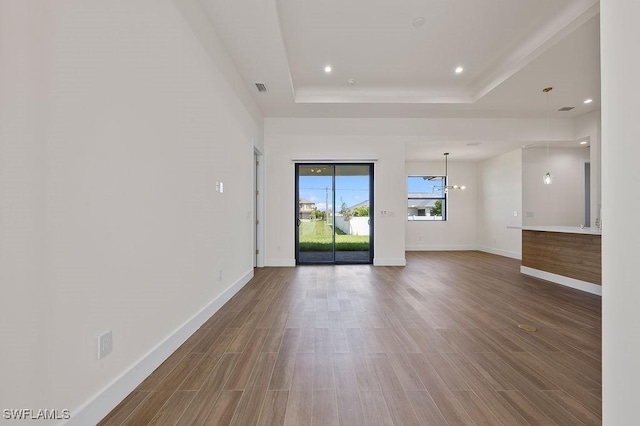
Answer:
(543, 86, 553, 185)
(584, 98, 593, 104)
(580, 141, 588, 145)
(455, 66, 464, 74)
(443, 153, 466, 192)
(324, 65, 332, 74)
(412, 17, 426, 27)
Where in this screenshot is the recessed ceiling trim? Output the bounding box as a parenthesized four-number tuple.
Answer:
(470, 2, 600, 102)
(295, 88, 473, 104)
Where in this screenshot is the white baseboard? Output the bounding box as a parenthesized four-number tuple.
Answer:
(477, 246, 522, 260)
(67, 269, 255, 426)
(405, 245, 478, 252)
(265, 258, 296, 267)
(520, 266, 602, 296)
(373, 257, 407, 266)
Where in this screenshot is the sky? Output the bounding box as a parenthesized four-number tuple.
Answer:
(299, 174, 369, 212)
(407, 176, 445, 196)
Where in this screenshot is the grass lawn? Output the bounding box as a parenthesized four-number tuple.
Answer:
(299, 221, 369, 251)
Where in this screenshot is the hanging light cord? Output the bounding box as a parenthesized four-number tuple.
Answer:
(546, 87, 551, 171)
(542, 86, 553, 185)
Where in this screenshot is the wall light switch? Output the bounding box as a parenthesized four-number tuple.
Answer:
(514, 211, 518, 217)
(219, 182, 224, 193)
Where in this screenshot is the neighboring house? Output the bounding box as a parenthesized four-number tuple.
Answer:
(407, 192, 441, 217)
(299, 198, 316, 219)
(348, 199, 369, 212)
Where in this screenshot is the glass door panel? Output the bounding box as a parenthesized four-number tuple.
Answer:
(297, 165, 334, 264)
(335, 165, 372, 263)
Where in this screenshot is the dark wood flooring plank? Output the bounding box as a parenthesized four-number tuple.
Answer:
(257, 390, 289, 426)
(269, 328, 301, 391)
(312, 389, 339, 426)
(313, 352, 335, 391)
(224, 327, 269, 390)
(408, 353, 477, 426)
(370, 354, 421, 426)
(283, 353, 313, 426)
(452, 390, 503, 426)
(148, 390, 196, 426)
(230, 352, 277, 426)
(359, 390, 395, 426)
(405, 390, 448, 426)
(177, 353, 240, 425)
(333, 353, 367, 426)
(98, 391, 149, 426)
(497, 390, 557, 426)
(202, 391, 243, 425)
(543, 390, 602, 425)
(121, 390, 175, 426)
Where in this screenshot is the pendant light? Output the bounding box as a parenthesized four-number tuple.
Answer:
(543, 87, 553, 185)
(443, 153, 466, 192)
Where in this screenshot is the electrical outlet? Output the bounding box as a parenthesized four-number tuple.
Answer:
(513, 210, 518, 217)
(98, 331, 112, 359)
(215, 182, 220, 192)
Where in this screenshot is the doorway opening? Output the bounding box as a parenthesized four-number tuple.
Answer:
(295, 163, 374, 264)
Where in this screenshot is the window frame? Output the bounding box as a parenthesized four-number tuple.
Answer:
(407, 175, 448, 222)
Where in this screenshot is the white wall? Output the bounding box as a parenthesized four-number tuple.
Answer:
(601, 2, 640, 424)
(522, 147, 590, 226)
(264, 119, 407, 266)
(574, 109, 601, 227)
(0, 0, 261, 422)
(477, 149, 523, 259)
(405, 161, 478, 250)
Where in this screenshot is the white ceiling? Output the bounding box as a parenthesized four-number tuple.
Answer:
(200, 0, 601, 159)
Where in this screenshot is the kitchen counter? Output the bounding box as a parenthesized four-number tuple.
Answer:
(520, 228, 601, 295)
(521, 225, 602, 235)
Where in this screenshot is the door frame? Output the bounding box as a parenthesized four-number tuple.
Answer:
(295, 162, 374, 265)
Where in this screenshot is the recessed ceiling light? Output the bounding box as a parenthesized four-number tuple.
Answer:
(412, 17, 426, 27)
(580, 141, 588, 145)
(324, 65, 332, 73)
(455, 66, 464, 74)
(584, 98, 593, 104)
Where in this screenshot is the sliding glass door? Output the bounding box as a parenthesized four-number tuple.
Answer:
(295, 163, 373, 264)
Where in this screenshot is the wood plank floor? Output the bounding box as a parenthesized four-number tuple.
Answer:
(100, 251, 602, 425)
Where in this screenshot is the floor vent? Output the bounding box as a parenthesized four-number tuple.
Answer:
(255, 82, 267, 93)
(557, 106, 575, 112)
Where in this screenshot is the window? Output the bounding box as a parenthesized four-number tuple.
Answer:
(407, 175, 446, 221)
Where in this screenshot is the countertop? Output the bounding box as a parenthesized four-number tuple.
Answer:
(508, 225, 602, 235)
